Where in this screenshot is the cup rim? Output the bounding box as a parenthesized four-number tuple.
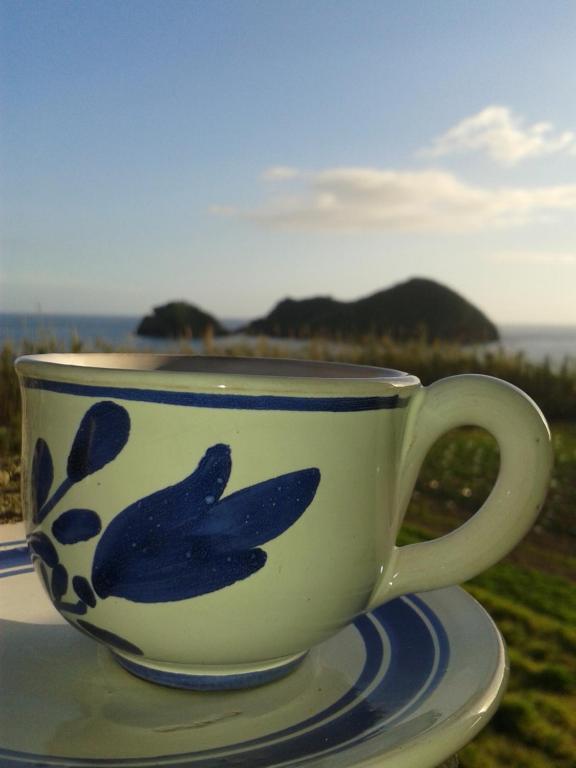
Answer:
(15, 353, 420, 395)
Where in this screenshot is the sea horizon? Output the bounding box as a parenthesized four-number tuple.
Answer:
(3, 309, 576, 331)
(1, 311, 575, 366)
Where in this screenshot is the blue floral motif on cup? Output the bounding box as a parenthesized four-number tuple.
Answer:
(92, 443, 320, 602)
(27, 400, 321, 652)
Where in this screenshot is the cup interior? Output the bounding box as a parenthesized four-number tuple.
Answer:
(16, 353, 414, 380)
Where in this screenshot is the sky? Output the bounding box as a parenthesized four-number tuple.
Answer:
(1, 0, 576, 325)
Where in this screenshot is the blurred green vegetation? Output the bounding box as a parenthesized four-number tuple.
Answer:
(1, 336, 575, 766)
(399, 426, 576, 768)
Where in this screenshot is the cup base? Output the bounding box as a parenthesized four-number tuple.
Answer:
(112, 650, 308, 690)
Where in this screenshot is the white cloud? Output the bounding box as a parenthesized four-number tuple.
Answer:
(491, 250, 576, 265)
(262, 166, 302, 180)
(421, 106, 576, 166)
(208, 204, 239, 217)
(214, 166, 576, 233)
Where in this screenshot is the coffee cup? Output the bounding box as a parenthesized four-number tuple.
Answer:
(16, 354, 552, 690)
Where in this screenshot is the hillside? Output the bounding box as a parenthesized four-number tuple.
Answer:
(245, 277, 499, 343)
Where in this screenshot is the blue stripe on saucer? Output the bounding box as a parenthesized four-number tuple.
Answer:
(0, 538, 27, 548)
(0, 551, 448, 767)
(0, 546, 30, 571)
(0, 566, 35, 580)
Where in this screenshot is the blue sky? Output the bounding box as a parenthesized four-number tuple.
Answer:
(2, 0, 576, 324)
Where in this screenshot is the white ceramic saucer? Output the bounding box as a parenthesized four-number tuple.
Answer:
(0, 536, 507, 768)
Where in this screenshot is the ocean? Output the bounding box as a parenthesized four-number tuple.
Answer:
(1, 313, 575, 366)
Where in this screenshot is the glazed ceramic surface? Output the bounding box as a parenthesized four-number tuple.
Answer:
(0, 535, 507, 768)
(15, 354, 551, 687)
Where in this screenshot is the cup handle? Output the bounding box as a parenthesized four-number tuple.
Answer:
(367, 374, 553, 609)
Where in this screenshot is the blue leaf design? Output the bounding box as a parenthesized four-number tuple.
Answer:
(92, 444, 232, 599)
(38, 560, 52, 597)
(56, 600, 87, 616)
(52, 509, 102, 544)
(91, 445, 320, 603)
(76, 619, 143, 655)
(32, 438, 53, 523)
(72, 575, 97, 607)
(51, 564, 69, 601)
(67, 401, 130, 482)
(28, 532, 59, 568)
(193, 468, 321, 552)
(95, 547, 267, 602)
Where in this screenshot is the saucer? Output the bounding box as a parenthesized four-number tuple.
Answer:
(0, 535, 507, 768)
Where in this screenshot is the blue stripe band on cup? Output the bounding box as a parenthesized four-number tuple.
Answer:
(22, 377, 404, 412)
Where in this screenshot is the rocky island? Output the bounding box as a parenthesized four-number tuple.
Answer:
(244, 278, 499, 343)
(136, 301, 227, 339)
(137, 278, 499, 343)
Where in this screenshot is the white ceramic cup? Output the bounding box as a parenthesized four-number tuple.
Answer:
(16, 354, 552, 690)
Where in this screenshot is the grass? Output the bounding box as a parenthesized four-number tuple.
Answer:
(1, 336, 575, 766)
(399, 425, 576, 767)
(459, 580, 576, 766)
